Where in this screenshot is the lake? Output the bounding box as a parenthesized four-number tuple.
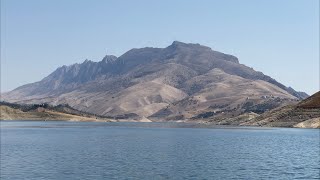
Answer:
(1, 121, 319, 179)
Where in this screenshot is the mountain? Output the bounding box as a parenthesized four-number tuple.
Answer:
(240, 91, 320, 128)
(2, 41, 308, 121)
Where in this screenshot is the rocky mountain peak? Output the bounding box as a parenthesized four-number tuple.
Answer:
(2, 41, 308, 120)
(102, 55, 118, 64)
(165, 41, 239, 64)
(83, 59, 93, 63)
(169, 41, 209, 50)
(171, 41, 188, 46)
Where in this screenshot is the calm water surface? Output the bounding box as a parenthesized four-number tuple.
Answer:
(1, 121, 319, 179)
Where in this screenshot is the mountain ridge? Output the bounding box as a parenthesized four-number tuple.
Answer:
(2, 41, 308, 120)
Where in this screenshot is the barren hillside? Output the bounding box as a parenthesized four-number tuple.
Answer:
(2, 41, 308, 121)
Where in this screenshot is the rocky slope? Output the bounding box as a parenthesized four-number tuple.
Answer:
(2, 41, 308, 120)
(241, 91, 320, 128)
(0, 102, 114, 121)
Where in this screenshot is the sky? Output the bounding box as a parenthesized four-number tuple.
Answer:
(1, 0, 319, 95)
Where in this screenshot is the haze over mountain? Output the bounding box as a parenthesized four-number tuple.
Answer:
(2, 41, 308, 121)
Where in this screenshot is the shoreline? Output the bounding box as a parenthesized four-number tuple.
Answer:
(1, 119, 319, 129)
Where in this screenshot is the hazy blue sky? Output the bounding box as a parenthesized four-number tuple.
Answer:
(1, 0, 319, 95)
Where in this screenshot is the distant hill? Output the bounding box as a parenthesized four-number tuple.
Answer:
(297, 91, 320, 108)
(0, 101, 113, 121)
(240, 91, 320, 128)
(1, 41, 308, 121)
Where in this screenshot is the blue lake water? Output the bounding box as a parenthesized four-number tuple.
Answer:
(1, 121, 319, 179)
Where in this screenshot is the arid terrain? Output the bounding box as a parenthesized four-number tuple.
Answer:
(1, 42, 307, 119)
(0, 102, 113, 122)
(243, 91, 320, 128)
(1, 41, 317, 127)
(1, 91, 319, 128)
(200, 91, 320, 128)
